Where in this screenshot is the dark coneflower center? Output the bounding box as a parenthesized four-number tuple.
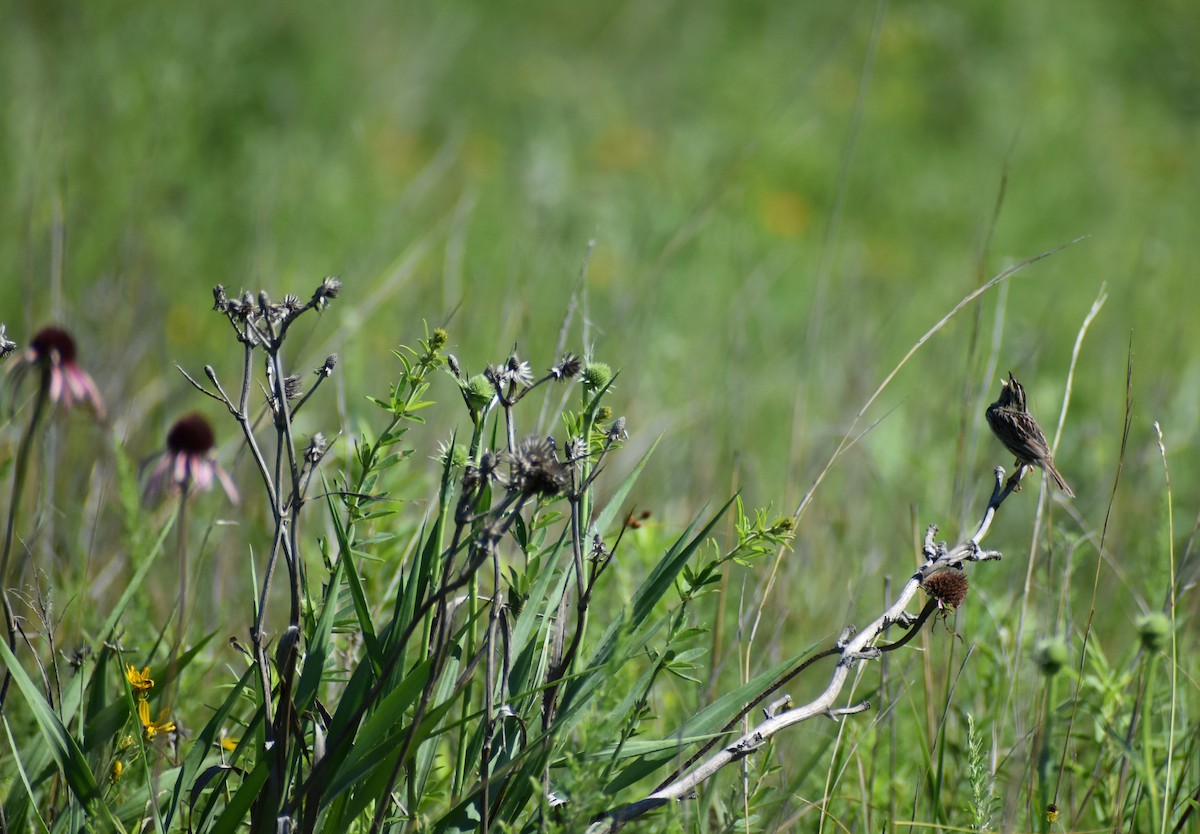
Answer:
(167, 413, 217, 454)
(30, 326, 77, 363)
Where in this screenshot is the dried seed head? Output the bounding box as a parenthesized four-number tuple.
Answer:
(0, 324, 15, 361)
(474, 516, 506, 555)
(317, 355, 337, 377)
(283, 374, 303, 400)
(313, 276, 342, 309)
(606, 416, 628, 443)
(566, 436, 588, 464)
(483, 364, 503, 390)
(212, 285, 229, 312)
(550, 353, 582, 381)
(305, 433, 329, 465)
(504, 355, 533, 387)
(464, 449, 503, 490)
(589, 534, 609, 562)
(922, 568, 968, 610)
(510, 436, 569, 497)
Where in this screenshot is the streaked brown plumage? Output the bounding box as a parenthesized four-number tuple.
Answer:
(985, 372, 1074, 496)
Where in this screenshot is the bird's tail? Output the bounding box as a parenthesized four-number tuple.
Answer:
(1044, 461, 1074, 497)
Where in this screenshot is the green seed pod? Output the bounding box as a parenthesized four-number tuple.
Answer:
(464, 374, 493, 413)
(582, 362, 613, 391)
(1034, 638, 1069, 677)
(1136, 612, 1171, 653)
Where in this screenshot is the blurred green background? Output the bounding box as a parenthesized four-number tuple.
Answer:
(4, 0, 1199, 632)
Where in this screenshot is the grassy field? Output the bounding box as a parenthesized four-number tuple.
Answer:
(2, 1, 1199, 831)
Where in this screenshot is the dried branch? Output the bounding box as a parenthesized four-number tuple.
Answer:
(588, 467, 1016, 832)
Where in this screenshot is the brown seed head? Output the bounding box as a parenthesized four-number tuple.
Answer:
(922, 568, 969, 609)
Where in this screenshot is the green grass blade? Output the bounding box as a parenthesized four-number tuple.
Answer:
(208, 758, 270, 834)
(91, 509, 177, 650)
(2, 715, 52, 834)
(591, 435, 660, 538)
(319, 657, 433, 805)
(0, 639, 121, 832)
(163, 664, 256, 831)
(326, 487, 384, 674)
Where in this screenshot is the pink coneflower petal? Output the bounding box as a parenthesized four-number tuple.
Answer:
(192, 457, 215, 492)
(214, 465, 239, 504)
(172, 453, 190, 489)
(13, 327, 105, 418)
(143, 413, 237, 504)
(66, 368, 90, 408)
(144, 455, 172, 503)
(69, 367, 106, 418)
(48, 366, 65, 405)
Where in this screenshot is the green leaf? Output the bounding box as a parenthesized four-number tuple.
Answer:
(321, 657, 433, 805)
(0, 639, 121, 832)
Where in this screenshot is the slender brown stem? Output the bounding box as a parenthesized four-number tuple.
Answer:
(168, 484, 190, 704)
(0, 378, 49, 710)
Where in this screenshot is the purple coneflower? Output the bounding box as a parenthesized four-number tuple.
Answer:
(7, 326, 105, 417)
(144, 413, 238, 503)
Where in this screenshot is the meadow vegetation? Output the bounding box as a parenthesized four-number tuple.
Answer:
(2, 1, 1199, 831)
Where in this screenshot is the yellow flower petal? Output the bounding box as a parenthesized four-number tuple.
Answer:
(125, 665, 155, 697)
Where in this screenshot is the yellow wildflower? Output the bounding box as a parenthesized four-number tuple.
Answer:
(125, 665, 154, 698)
(137, 699, 176, 740)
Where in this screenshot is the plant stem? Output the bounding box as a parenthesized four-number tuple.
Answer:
(0, 378, 49, 710)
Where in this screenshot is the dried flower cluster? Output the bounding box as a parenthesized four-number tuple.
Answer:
(922, 567, 969, 610)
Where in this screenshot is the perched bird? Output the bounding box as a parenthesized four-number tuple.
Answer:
(985, 372, 1073, 496)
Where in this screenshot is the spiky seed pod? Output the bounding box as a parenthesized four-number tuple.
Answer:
(581, 362, 613, 391)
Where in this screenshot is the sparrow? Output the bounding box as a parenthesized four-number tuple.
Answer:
(985, 372, 1073, 496)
